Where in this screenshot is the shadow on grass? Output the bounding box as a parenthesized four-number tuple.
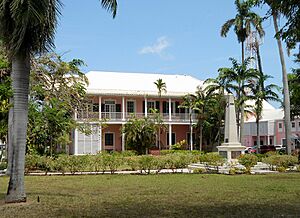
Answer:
(52, 201, 300, 217)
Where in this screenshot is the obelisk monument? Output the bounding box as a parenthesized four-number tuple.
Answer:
(217, 94, 245, 160)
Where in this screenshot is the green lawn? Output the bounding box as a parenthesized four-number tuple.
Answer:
(1, 173, 300, 217)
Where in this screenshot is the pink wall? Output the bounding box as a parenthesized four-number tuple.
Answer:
(103, 124, 122, 151)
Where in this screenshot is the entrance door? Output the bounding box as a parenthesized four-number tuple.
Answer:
(104, 101, 116, 119)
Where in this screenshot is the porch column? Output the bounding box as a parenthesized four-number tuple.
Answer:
(169, 98, 172, 121)
(145, 97, 148, 117)
(74, 129, 78, 155)
(122, 124, 125, 151)
(267, 135, 270, 145)
(169, 124, 172, 149)
(122, 96, 125, 121)
(99, 96, 102, 120)
(99, 125, 102, 152)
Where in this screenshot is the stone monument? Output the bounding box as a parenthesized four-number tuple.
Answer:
(217, 94, 245, 161)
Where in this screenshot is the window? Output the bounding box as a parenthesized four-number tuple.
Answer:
(292, 122, 295, 128)
(187, 133, 196, 146)
(147, 101, 155, 111)
(105, 133, 114, 146)
(167, 132, 176, 145)
(278, 122, 283, 132)
(127, 101, 135, 113)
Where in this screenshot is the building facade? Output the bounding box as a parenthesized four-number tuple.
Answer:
(243, 101, 300, 147)
(71, 71, 203, 155)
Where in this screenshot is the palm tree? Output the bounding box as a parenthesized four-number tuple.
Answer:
(0, 0, 118, 203)
(180, 94, 196, 150)
(221, 0, 264, 144)
(249, 74, 280, 153)
(154, 78, 166, 150)
(209, 58, 258, 142)
(193, 87, 207, 151)
(269, 6, 293, 154)
(221, 0, 264, 64)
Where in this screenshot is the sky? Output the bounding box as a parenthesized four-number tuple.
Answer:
(55, 0, 297, 107)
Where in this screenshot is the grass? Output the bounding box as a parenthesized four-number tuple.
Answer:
(1, 173, 300, 217)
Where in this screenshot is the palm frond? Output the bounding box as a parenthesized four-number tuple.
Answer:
(101, 0, 117, 18)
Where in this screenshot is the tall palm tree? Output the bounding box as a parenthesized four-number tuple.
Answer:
(0, 0, 118, 203)
(221, 0, 264, 144)
(154, 78, 166, 150)
(269, 7, 293, 154)
(193, 87, 207, 151)
(249, 74, 280, 152)
(180, 94, 196, 150)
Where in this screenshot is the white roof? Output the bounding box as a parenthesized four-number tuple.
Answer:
(245, 100, 284, 122)
(85, 71, 203, 97)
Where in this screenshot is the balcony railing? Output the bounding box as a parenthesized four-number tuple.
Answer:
(77, 111, 197, 123)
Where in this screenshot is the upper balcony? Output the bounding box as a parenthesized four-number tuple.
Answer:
(76, 112, 197, 124)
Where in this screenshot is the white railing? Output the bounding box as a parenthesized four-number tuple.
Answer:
(77, 112, 197, 122)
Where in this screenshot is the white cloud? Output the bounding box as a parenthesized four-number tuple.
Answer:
(139, 36, 174, 60)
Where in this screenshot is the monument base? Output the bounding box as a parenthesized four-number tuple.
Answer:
(217, 143, 246, 161)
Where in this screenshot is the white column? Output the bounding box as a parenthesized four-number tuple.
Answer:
(169, 124, 172, 149)
(99, 96, 102, 120)
(99, 125, 102, 152)
(74, 129, 78, 155)
(122, 124, 125, 151)
(168, 98, 172, 121)
(122, 96, 125, 121)
(145, 97, 148, 117)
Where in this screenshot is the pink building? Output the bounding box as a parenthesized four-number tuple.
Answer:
(71, 71, 203, 154)
(243, 101, 300, 147)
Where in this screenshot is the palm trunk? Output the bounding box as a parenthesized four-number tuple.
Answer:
(256, 117, 260, 154)
(5, 53, 30, 203)
(190, 108, 193, 151)
(272, 12, 293, 154)
(240, 41, 245, 144)
(6, 104, 13, 176)
(199, 121, 203, 151)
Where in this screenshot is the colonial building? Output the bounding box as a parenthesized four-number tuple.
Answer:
(243, 101, 300, 147)
(71, 71, 203, 155)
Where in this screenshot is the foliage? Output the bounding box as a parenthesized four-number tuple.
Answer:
(0, 161, 7, 170)
(288, 56, 300, 119)
(199, 152, 225, 173)
(0, 45, 11, 142)
(27, 53, 89, 155)
(262, 154, 298, 171)
(238, 154, 258, 174)
(171, 140, 187, 150)
(122, 116, 156, 154)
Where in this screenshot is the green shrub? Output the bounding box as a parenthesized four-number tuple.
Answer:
(101, 152, 122, 174)
(138, 155, 155, 174)
(262, 155, 298, 171)
(238, 154, 258, 174)
(193, 168, 206, 174)
(25, 154, 41, 173)
(54, 155, 69, 175)
(277, 166, 286, 172)
(201, 152, 225, 173)
(0, 162, 7, 170)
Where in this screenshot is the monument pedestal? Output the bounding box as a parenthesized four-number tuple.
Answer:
(217, 143, 245, 160)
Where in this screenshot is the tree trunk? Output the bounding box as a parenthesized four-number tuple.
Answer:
(199, 121, 203, 152)
(256, 118, 260, 154)
(6, 104, 13, 176)
(240, 41, 245, 144)
(190, 109, 193, 151)
(272, 12, 293, 154)
(5, 53, 30, 203)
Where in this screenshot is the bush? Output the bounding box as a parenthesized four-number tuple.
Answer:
(101, 152, 123, 174)
(137, 155, 155, 174)
(262, 155, 298, 171)
(193, 168, 206, 174)
(238, 154, 258, 174)
(0, 162, 7, 170)
(201, 152, 225, 173)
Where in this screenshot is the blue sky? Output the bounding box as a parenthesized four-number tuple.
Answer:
(55, 0, 296, 106)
